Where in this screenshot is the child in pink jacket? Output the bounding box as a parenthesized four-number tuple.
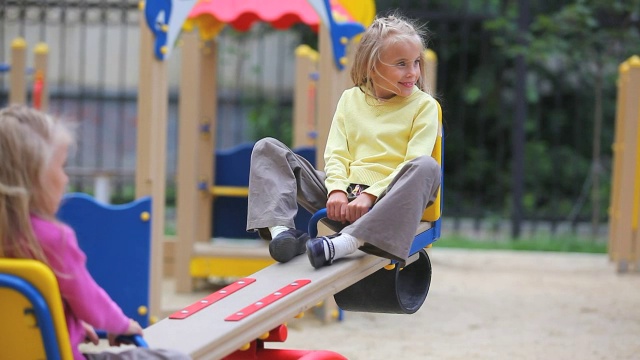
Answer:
(0, 105, 189, 360)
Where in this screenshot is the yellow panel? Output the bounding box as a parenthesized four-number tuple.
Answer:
(210, 186, 249, 197)
(634, 88, 640, 231)
(295, 44, 319, 61)
(422, 100, 443, 222)
(190, 257, 275, 278)
(0, 289, 47, 359)
(0, 259, 73, 360)
(337, 0, 376, 27)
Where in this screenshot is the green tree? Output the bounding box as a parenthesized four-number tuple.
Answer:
(486, 0, 640, 235)
(528, 0, 640, 235)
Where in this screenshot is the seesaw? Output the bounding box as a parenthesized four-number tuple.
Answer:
(145, 99, 444, 358)
(144, 214, 438, 359)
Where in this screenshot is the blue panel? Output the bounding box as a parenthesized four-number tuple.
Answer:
(293, 146, 317, 167)
(215, 143, 254, 186)
(56, 193, 151, 327)
(212, 144, 317, 238)
(293, 207, 313, 234)
(213, 197, 257, 239)
(293, 146, 317, 231)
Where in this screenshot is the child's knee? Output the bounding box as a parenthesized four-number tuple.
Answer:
(412, 156, 440, 175)
(254, 137, 277, 151)
(252, 137, 282, 157)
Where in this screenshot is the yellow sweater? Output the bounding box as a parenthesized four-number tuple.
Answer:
(324, 86, 439, 197)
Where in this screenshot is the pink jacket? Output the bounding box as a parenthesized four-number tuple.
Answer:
(31, 214, 130, 360)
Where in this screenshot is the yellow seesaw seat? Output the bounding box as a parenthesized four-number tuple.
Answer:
(0, 258, 74, 360)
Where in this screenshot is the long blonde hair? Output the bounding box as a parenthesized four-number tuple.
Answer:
(0, 105, 74, 263)
(351, 14, 430, 101)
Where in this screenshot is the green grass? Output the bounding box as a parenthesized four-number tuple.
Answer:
(160, 200, 606, 254)
(436, 234, 607, 254)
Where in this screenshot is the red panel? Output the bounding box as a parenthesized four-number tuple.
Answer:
(262, 324, 288, 343)
(225, 348, 347, 360)
(189, 0, 320, 32)
(169, 278, 256, 319)
(225, 280, 311, 321)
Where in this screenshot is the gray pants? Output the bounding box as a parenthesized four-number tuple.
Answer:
(247, 138, 441, 262)
(85, 348, 191, 360)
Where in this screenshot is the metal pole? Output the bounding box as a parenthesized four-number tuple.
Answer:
(511, 0, 530, 238)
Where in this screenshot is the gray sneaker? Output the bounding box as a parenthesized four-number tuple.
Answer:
(269, 228, 310, 263)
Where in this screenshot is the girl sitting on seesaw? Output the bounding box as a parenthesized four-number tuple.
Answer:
(0, 105, 190, 360)
(247, 13, 441, 269)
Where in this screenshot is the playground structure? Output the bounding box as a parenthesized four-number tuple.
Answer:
(1, 259, 149, 360)
(0, 258, 78, 360)
(16, 0, 441, 356)
(171, 3, 440, 296)
(0, 257, 148, 359)
(137, 0, 445, 352)
(135, 0, 443, 315)
(178, 47, 439, 290)
(143, 100, 444, 358)
(608, 55, 640, 273)
(144, 214, 441, 359)
(137, 0, 376, 306)
(4, 0, 635, 357)
(1, 37, 49, 110)
(293, 44, 320, 148)
(57, 193, 153, 328)
(0, 0, 444, 357)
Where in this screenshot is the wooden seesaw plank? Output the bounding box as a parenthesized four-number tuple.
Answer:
(144, 223, 432, 359)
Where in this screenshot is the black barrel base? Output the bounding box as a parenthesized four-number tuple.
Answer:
(334, 249, 432, 314)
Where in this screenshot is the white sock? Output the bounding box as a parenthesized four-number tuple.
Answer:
(269, 225, 289, 239)
(323, 233, 363, 260)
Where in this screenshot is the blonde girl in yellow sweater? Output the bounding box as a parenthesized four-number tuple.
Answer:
(247, 14, 441, 269)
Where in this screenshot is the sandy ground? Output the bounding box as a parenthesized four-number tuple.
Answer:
(90, 248, 640, 359)
(276, 248, 640, 360)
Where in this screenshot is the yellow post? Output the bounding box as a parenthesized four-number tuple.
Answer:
(293, 45, 319, 148)
(424, 49, 438, 96)
(197, 37, 217, 256)
(610, 60, 630, 269)
(136, 1, 168, 320)
(315, 24, 352, 169)
(175, 30, 202, 293)
(609, 55, 640, 272)
(9, 37, 27, 105)
(633, 59, 640, 267)
(33, 42, 49, 112)
(609, 60, 628, 261)
(174, 30, 218, 293)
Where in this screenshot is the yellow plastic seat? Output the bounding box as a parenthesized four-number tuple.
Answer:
(0, 258, 74, 360)
(421, 100, 443, 222)
(0, 257, 148, 360)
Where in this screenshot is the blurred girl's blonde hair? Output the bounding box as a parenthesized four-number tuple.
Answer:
(351, 13, 430, 101)
(0, 105, 74, 263)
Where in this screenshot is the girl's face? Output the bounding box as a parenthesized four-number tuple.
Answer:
(371, 36, 422, 100)
(43, 141, 69, 214)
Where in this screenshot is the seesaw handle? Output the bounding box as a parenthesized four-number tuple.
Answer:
(94, 330, 149, 348)
(308, 208, 328, 238)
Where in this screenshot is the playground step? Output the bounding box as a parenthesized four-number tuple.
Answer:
(193, 239, 270, 258)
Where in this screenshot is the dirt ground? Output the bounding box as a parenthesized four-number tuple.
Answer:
(272, 248, 640, 360)
(96, 248, 639, 359)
